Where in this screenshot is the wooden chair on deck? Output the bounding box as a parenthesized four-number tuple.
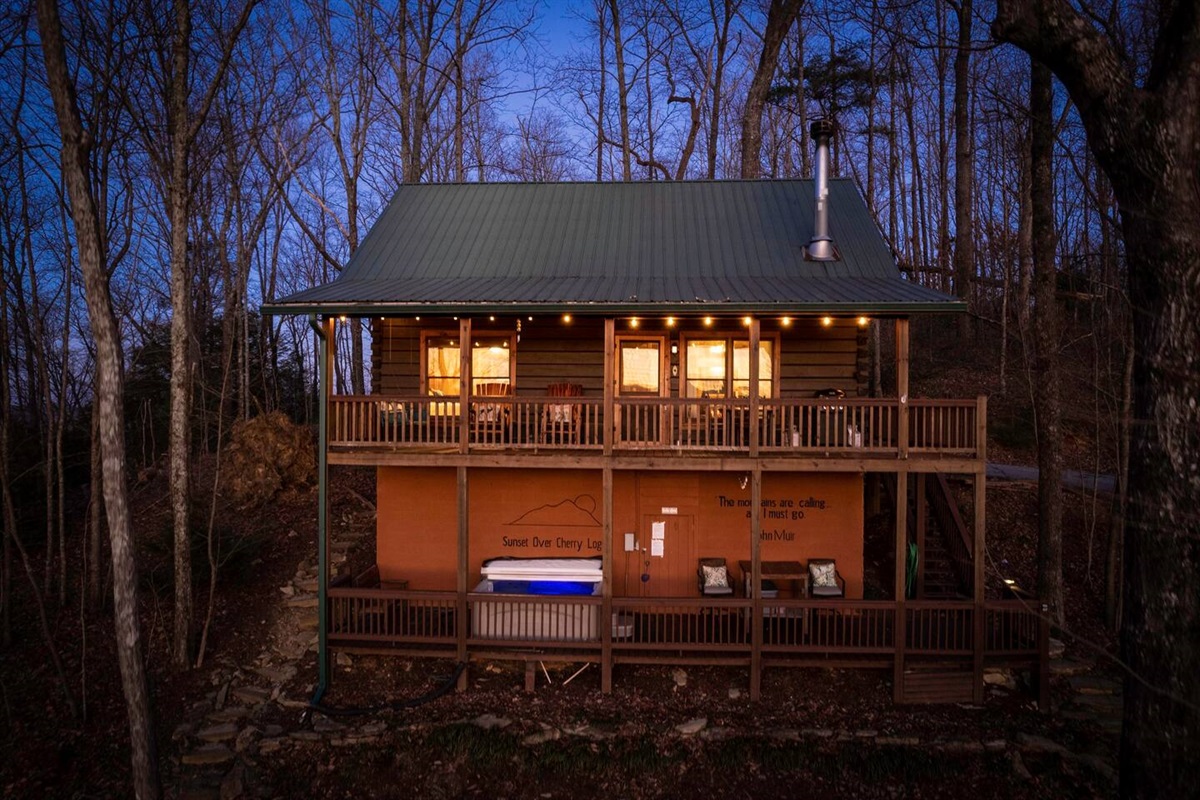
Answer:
(542, 382, 583, 444)
(697, 557, 734, 596)
(807, 558, 846, 598)
(472, 382, 512, 441)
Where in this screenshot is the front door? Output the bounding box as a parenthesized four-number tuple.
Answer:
(638, 514, 695, 597)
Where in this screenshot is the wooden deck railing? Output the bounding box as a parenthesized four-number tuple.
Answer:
(610, 597, 753, 651)
(328, 591, 1043, 660)
(329, 395, 984, 458)
(328, 588, 458, 644)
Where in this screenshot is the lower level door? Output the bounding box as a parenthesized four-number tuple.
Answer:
(638, 514, 695, 597)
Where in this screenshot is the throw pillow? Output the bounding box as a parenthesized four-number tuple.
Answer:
(702, 565, 729, 589)
(811, 562, 838, 588)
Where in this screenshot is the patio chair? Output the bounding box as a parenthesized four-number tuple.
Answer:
(697, 557, 734, 596)
(542, 382, 583, 444)
(807, 558, 846, 598)
(472, 382, 512, 440)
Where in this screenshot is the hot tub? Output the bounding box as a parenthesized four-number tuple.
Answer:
(472, 558, 601, 642)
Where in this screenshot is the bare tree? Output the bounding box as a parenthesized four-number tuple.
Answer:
(35, 0, 160, 794)
(994, 2, 1200, 794)
(740, 0, 803, 178)
(1029, 58, 1063, 627)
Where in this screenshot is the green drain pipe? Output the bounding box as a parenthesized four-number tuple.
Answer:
(309, 314, 329, 705)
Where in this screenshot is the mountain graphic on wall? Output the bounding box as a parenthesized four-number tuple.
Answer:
(505, 495, 602, 528)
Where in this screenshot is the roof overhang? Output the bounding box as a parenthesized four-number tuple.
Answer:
(262, 298, 967, 317)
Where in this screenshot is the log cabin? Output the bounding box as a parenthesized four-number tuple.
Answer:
(265, 124, 1047, 705)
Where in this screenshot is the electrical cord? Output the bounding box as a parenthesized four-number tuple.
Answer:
(304, 660, 468, 719)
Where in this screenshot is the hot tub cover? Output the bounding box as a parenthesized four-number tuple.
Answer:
(481, 557, 603, 583)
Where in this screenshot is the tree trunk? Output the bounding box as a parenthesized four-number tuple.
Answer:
(168, 0, 193, 670)
(35, 0, 160, 794)
(952, 0, 975, 336)
(88, 403, 104, 607)
(994, 2, 1200, 793)
(607, 0, 631, 181)
(1030, 59, 1063, 627)
(740, 0, 803, 179)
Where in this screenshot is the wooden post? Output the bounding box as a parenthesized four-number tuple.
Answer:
(750, 467, 763, 701)
(976, 394, 988, 463)
(1037, 602, 1052, 711)
(915, 473, 927, 599)
(893, 468, 908, 703)
(973, 465, 987, 703)
(459, 318, 472, 454)
(749, 318, 760, 458)
(601, 466, 613, 693)
(896, 319, 909, 459)
(456, 465, 469, 691)
(603, 318, 614, 456)
(973, 395, 988, 704)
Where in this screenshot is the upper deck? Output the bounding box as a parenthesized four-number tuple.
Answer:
(324, 314, 985, 469)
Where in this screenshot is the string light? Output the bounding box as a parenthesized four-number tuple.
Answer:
(821, 316, 833, 327)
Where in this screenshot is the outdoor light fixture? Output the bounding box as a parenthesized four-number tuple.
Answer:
(781, 316, 792, 327)
(703, 316, 714, 327)
(415, 316, 421, 321)
(857, 316, 869, 327)
(489, 315, 496, 322)
(629, 317, 640, 329)
(528, 316, 533, 321)
(666, 316, 676, 327)
(742, 316, 752, 327)
(821, 316, 833, 327)
(338, 316, 347, 322)
(562, 314, 572, 324)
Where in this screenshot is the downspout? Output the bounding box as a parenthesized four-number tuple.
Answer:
(308, 313, 329, 706)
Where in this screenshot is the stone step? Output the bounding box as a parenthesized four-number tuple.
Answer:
(285, 594, 318, 609)
(196, 722, 238, 743)
(1069, 675, 1122, 696)
(1050, 658, 1092, 677)
(181, 743, 234, 766)
(230, 686, 271, 706)
(295, 578, 318, 593)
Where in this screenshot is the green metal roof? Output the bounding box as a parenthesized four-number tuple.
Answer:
(265, 180, 963, 316)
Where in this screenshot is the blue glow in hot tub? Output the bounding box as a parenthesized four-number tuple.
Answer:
(492, 580, 596, 596)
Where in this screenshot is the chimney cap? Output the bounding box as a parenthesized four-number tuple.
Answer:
(810, 118, 835, 139)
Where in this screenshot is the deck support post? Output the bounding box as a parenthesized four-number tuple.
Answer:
(603, 319, 614, 456)
(915, 473, 927, 598)
(601, 466, 613, 693)
(896, 319, 909, 459)
(972, 464, 987, 704)
(459, 318, 472, 454)
(893, 468, 908, 703)
(457, 465, 469, 691)
(315, 316, 333, 695)
(749, 318, 760, 458)
(750, 467, 763, 701)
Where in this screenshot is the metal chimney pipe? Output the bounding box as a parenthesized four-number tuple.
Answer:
(806, 119, 837, 261)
